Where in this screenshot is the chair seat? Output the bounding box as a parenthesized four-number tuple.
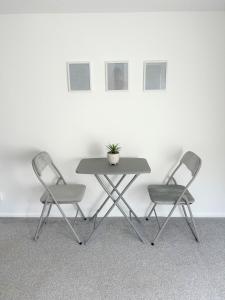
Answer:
(148, 184, 194, 204)
(40, 184, 86, 204)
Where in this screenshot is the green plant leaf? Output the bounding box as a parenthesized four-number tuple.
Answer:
(106, 143, 121, 154)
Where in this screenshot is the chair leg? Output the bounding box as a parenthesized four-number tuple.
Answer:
(75, 203, 87, 220)
(93, 214, 97, 230)
(34, 201, 48, 241)
(151, 203, 178, 245)
(129, 210, 132, 221)
(55, 202, 82, 245)
(182, 205, 196, 239)
(146, 203, 156, 220)
(153, 208, 161, 230)
(183, 203, 200, 242)
(73, 208, 79, 227)
(146, 204, 161, 228)
(44, 204, 52, 225)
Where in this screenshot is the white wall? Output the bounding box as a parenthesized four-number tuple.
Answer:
(0, 12, 225, 217)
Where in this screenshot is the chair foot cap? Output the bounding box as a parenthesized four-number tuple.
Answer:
(151, 242, 155, 246)
(84, 218, 87, 221)
(79, 242, 82, 245)
(145, 218, 149, 221)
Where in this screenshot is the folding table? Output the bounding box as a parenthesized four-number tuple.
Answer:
(76, 157, 151, 243)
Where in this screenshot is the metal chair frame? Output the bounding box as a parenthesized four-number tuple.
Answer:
(32, 152, 86, 245)
(146, 151, 201, 245)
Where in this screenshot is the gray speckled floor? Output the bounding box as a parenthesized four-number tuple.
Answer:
(0, 217, 225, 300)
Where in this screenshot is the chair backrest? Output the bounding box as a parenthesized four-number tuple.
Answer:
(32, 151, 65, 188)
(180, 151, 201, 176)
(168, 151, 201, 187)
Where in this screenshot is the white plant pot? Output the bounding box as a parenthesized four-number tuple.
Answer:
(107, 153, 120, 165)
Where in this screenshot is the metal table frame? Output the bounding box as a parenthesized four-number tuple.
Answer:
(76, 158, 151, 244)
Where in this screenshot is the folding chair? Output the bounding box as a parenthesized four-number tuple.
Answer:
(32, 151, 86, 245)
(146, 151, 201, 245)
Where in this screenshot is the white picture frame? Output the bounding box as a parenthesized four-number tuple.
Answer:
(67, 62, 91, 91)
(105, 62, 129, 91)
(143, 61, 167, 91)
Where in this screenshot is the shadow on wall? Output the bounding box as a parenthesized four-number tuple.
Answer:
(162, 148, 183, 184)
(86, 142, 104, 157)
(0, 147, 42, 185)
(0, 147, 44, 214)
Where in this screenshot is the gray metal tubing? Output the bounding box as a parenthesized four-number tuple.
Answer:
(75, 203, 86, 220)
(92, 174, 145, 243)
(37, 204, 52, 237)
(86, 174, 145, 244)
(185, 202, 200, 242)
(93, 214, 97, 229)
(166, 163, 181, 185)
(44, 203, 52, 225)
(90, 175, 126, 220)
(114, 200, 145, 243)
(182, 205, 197, 240)
(146, 203, 156, 220)
(104, 175, 141, 223)
(34, 201, 48, 240)
(151, 202, 179, 245)
(96, 174, 144, 242)
(153, 208, 161, 230)
(86, 174, 137, 242)
(73, 208, 79, 227)
(55, 202, 82, 244)
(182, 204, 189, 220)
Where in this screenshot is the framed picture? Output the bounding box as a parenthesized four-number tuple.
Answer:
(105, 62, 128, 91)
(144, 61, 167, 91)
(67, 62, 91, 91)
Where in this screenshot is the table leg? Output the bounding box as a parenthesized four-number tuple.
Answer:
(89, 175, 126, 221)
(85, 174, 146, 244)
(104, 175, 141, 223)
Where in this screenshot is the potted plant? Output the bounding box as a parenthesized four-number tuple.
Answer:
(106, 144, 121, 165)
